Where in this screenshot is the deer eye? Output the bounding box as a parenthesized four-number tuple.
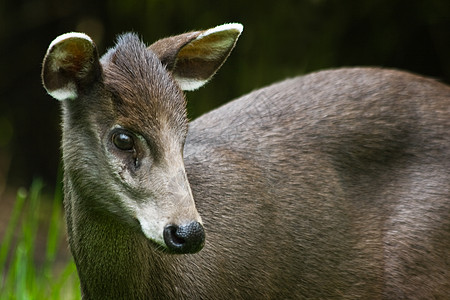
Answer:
(112, 132, 134, 151)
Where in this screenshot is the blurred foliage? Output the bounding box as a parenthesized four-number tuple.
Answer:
(0, 179, 80, 299)
(1, 0, 450, 188)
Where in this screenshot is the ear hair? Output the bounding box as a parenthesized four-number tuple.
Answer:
(149, 23, 243, 91)
(41, 32, 101, 101)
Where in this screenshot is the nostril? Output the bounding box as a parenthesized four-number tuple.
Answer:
(166, 225, 185, 245)
(163, 222, 205, 254)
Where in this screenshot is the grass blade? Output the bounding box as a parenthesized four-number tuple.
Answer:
(0, 187, 27, 287)
(0, 178, 81, 299)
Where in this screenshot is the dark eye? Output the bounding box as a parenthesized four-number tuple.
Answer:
(112, 132, 134, 151)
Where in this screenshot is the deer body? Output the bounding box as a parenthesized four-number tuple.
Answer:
(185, 69, 450, 298)
(42, 24, 450, 299)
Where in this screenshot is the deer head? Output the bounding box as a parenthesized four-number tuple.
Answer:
(42, 23, 243, 254)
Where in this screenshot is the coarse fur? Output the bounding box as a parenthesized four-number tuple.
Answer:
(42, 25, 450, 299)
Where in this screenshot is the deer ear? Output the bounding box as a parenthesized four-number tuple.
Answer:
(41, 32, 101, 101)
(149, 23, 243, 91)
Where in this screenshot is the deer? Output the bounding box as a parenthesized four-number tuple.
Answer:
(41, 23, 450, 299)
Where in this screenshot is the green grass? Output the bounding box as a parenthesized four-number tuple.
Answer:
(0, 179, 81, 299)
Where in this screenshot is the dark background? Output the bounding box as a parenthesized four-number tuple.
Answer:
(1, 0, 450, 192)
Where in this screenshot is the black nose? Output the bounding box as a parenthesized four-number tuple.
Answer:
(163, 222, 205, 254)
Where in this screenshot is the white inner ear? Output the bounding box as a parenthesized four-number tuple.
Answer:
(48, 82, 78, 101)
(45, 32, 93, 101)
(175, 23, 243, 91)
(194, 23, 244, 60)
(174, 76, 209, 91)
(197, 23, 243, 40)
(47, 32, 94, 73)
(48, 32, 93, 52)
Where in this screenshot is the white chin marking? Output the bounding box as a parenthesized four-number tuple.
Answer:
(136, 211, 167, 247)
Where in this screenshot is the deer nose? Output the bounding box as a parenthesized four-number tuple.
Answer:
(163, 222, 205, 254)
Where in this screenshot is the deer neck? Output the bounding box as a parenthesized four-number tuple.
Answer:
(64, 178, 181, 299)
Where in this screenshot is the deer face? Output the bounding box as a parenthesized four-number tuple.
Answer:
(42, 24, 242, 253)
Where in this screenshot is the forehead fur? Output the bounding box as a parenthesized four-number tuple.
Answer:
(101, 33, 187, 139)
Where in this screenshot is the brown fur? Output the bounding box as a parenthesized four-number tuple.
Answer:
(42, 27, 450, 299)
